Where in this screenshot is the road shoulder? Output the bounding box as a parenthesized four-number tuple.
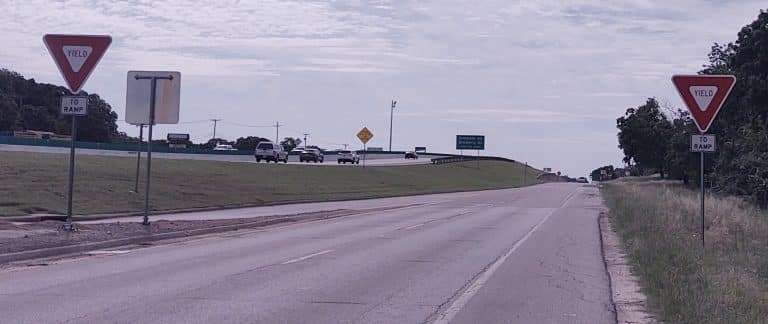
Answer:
(599, 204, 656, 323)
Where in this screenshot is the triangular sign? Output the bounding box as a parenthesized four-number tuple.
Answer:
(43, 34, 112, 94)
(672, 75, 735, 133)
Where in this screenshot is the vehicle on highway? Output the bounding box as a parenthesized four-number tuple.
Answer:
(213, 144, 237, 151)
(337, 150, 360, 164)
(404, 151, 418, 159)
(577, 177, 589, 183)
(254, 141, 288, 163)
(300, 148, 324, 163)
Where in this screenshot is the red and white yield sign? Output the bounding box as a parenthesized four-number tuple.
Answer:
(672, 75, 736, 133)
(43, 34, 112, 94)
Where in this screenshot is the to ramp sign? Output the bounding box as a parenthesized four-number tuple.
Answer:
(60, 96, 87, 115)
(691, 135, 716, 152)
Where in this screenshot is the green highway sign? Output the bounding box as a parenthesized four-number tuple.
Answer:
(456, 135, 485, 150)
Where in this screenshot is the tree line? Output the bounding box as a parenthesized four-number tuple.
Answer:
(0, 68, 305, 151)
(600, 10, 768, 206)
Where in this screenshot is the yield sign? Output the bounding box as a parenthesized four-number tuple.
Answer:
(43, 34, 112, 93)
(672, 75, 736, 133)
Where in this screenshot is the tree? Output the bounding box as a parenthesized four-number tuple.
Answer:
(0, 95, 19, 131)
(664, 109, 698, 184)
(234, 136, 269, 151)
(0, 69, 119, 142)
(280, 137, 302, 151)
(590, 165, 615, 182)
(616, 98, 672, 177)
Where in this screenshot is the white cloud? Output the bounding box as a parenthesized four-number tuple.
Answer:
(1, 0, 766, 178)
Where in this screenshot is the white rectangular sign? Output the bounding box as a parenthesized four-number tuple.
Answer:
(125, 71, 181, 125)
(691, 135, 716, 152)
(60, 96, 87, 115)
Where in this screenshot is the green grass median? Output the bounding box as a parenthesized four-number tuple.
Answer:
(0, 151, 540, 217)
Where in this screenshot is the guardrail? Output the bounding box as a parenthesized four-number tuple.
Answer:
(430, 155, 518, 165)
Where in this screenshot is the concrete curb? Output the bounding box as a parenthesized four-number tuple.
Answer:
(598, 207, 656, 323)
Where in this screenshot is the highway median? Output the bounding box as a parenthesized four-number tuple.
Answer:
(0, 151, 541, 219)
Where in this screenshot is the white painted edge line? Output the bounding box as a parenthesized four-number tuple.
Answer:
(86, 250, 132, 255)
(280, 249, 334, 265)
(431, 189, 580, 324)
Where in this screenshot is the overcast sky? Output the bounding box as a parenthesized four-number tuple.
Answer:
(2, 0, 765, 176)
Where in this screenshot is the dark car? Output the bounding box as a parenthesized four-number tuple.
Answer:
(404, 151, 418, 159)
(300, 148, 324, 163)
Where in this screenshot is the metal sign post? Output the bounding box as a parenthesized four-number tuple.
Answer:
(60, 95, 87, 230)
(700, 150, 705, 248)
(691, 134, 716, 248)
(133, 124, 143, 193)
(357, 127, 373, 168)
(44, 34, 111, 231)
(672, 74, 735, 250)
(126, 71, 181, 225)
(132, 74, 176, 225)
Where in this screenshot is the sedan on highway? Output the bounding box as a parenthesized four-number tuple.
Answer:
(337, 150, 360, 164)
(300, 148, 324, 163)
(405, 151, 418, 159)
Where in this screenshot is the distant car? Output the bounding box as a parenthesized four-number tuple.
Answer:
(254, 141, 288, 163)
(577, 177, 589, 183)
(300, 148, 324, 163)
(213, 144, 237, 151)
(404, 151, 418, 159)
(337, 150, 360, 164)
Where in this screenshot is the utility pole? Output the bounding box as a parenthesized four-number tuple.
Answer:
(389, 99, 397, 151)
(210, 118, 221, 140)
(275, 121, 280, 143)
(303, 133, 309, 148)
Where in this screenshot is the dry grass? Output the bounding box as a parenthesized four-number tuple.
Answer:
(602, 180, 768, 324)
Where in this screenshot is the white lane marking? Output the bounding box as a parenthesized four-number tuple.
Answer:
(403, 223, 426, 230)
(86, 250, 132, 255)
(431, 190, 580, 324)
(280, 249, 334, 265)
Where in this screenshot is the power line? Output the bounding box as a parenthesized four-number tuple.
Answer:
(220, 120, 275, 128)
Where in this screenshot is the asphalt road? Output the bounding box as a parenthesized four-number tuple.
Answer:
(0, 183, 614, 323)
(0, 144, 431, 166)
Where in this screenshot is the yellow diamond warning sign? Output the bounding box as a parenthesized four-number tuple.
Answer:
(357, 127, 373, 144)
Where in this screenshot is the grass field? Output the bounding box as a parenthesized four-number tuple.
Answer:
(0, 151, 541, 217)
(601, 179, 768, 323)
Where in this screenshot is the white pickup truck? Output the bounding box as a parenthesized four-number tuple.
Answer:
(254, 141, 288, 163)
